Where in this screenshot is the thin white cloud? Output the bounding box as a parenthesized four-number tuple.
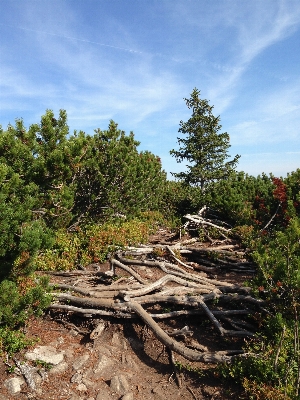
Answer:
(0, 23, 144, 56)
(0, 2, 184, 134)
(1, 0, 300, 179)
(237, 0, 300, 63)
(228, 78, 300, 145)
(206, 0, 300, 112)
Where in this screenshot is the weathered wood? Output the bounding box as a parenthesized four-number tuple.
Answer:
(48, 216, 261, 364)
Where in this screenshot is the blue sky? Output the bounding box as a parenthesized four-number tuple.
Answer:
(1, 0, 300, 178)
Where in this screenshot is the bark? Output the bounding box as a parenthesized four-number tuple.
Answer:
(47, 214, 261, 364)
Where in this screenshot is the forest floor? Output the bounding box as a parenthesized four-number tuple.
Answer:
(0, 229, 252, 400)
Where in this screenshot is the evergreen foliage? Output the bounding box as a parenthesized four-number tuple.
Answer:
(223, 217, 300, 399)
(0, 110, 167, 269)
(1, 100, 300, 400)
(72, 121, 166, 223)
(0, 109, 168, 354)
(170, 88, 240, 189)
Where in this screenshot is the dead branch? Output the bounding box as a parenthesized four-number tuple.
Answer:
(118, 274, 215, 300)
(184, 214, 230, 233)
(126, 300, 241, 362)
(46, 218, 263, 365)
(111, 259, 147, 284)
(166, 245, 194, 270)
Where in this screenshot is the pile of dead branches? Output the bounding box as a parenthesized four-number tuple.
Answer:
(47, 210, 263, 364)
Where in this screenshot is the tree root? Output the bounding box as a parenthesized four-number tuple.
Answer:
(47, 219, 261, 364)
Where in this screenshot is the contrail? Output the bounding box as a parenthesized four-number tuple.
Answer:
(0, 23, 143, 55)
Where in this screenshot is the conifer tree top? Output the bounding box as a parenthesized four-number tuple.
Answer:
(170, 88, 240, 190)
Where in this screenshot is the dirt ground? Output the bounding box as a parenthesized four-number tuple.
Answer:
(0, 230, 252, 400)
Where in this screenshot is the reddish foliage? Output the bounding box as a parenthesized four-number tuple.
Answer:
(272, 178, 288, 204)
(272, 177, 290, 226)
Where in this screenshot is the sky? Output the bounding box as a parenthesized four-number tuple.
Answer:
(1, 0, 300, 179)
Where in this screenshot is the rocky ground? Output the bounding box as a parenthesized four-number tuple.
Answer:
(0, 314, 247, 400)
(0, 229, 253, 400)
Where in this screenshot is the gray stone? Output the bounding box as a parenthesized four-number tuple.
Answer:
(13, 359, 40, 390)
(82, 377, 97, 389)
(94, 354, 114, 374)
(25, 345, 64, 365)
(96, 384, 114, 400)
(121, 393, 134, 400)
(32, 371, 43, 386)
(49, 361, 69, 375)
(4, 377, 25, 394)
(71, 372, 83, 383)
(0, 395, 9, 400)
(110, 374, 130, 395)
(72, 353, 90, 370)
(76, 383, 87, 392)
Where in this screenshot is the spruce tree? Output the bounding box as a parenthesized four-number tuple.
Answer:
(170, 88, 240, 190)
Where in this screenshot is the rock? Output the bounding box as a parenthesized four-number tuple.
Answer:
(31, 371, 43, 386)
(76, 383, 87, 392)
(72, 353, 90, 370)
(0, 395, 9, 400)
(82, 377, 97, 390)
(71, 372, 82, 383)
(4, 377, 25, 395)
(110, 374, 130, 395)
(49, 361, 69, 375)
(94, 354, 114, 374)
(13, 359, 40, 390)
(25, 345, 64, 365)
(96, 384, 114, 400)
(121, 393, 134, 400)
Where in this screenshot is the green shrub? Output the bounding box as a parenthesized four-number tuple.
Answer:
(34, 213, 163, 271)
(0, 277, 51, 328)
(0, 327, 35, 356)
(0, 276, 51, 355)
(222, 217, 300, 399)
